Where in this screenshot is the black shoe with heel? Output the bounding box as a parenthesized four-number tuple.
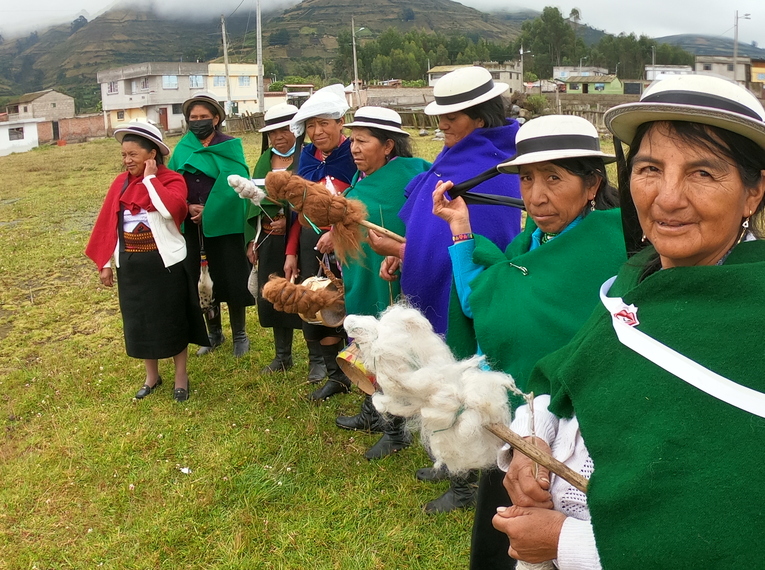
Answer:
(135, 376, 162, 399)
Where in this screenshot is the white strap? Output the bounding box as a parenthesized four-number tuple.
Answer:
(600, 276, 765, 418)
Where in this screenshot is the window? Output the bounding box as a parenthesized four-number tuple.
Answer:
(189, 75, 204, 89)
(23, 106, 28, 112)
(594, 83, 605, 91)
(758, 72, 765, 81)
(727, 64, 734, 72)
(214, 76, 226, 87)
(569, 83, 580, 90)
(140, 77, 149, 90)
(162, 75, 178, 89)
(238, 76, 251, 87)
(172, 104, 183, 115)
(51, 102, 56, 108)
(107, 81, 119, 94)
(117, 110, 125, 121)
(703, 64, 712, 71)
(490, 72, 500, 80)
(9, 127, 24, 141)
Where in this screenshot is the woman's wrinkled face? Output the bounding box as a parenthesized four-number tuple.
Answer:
(121, 140, 156, 177)
(518, 162, 598, 234)
(438, 111, 484, 148)
(630, 122, 765, 268)
(350, 127, 394, 175)
(305, 117, 344, 153)
(268, 126, 296, 155)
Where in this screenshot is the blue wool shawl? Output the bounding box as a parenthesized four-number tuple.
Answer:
(399, 120, 522, 334)
(296, 139, 357, 184)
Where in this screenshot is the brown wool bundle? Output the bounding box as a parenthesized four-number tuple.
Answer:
(261, 276, 344, 322)
(264, 170, 368, 263)
(344, 304, 524, 474)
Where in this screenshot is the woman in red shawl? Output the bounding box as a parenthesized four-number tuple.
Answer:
(86, 122, 209, 402)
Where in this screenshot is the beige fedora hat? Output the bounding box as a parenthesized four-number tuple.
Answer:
(114, 120, 171, 156)
(425, 66, 509, 115)
(182, 92, 227, 123)
(345, 106, 409, 136)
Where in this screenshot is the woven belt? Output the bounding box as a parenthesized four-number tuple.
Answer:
(123, 224, 158, 252)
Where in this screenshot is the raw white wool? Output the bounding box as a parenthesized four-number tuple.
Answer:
(228, 175, 268, 205)
(345, 304, 523, 474)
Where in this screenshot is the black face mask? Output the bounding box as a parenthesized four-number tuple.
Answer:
(188, 119, 215, 140)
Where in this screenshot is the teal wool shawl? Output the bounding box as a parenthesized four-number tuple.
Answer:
(446, 209, 626, 402)
(529, 241, 765, 568)
(342, 157, 430, 316)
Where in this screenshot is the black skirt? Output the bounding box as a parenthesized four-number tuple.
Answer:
(184, 220, 255, 307)
(256, 229, 302, 329)
(117, 250, 210, 360)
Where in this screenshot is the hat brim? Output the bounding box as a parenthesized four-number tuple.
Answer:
(259, 119, 293, 133)
(114, 128, 171, 156)
(606, 102, 765, 153)
(425, 82, 509, 116)
(345, 120, 409, 136)
(497, 149, 616, 173)
(182, 97, 227, 123)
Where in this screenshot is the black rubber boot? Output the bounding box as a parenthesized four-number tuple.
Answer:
(196, 304, 225, 356)
(424, 470, 479, 513)
(364, 415, 412, 460)
(308, 341, 351, 401)
(229, 305, 250, 358)
(261, 327, 294, 373)
(416, 464, 450, 482)
(336, 394, 386, 432)
(306, 339, 327, 383)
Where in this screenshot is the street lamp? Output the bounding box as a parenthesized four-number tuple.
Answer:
(520, 46, 532, 93)
(579, 56, 588, 75)
(733, 10, 751, 83)
(351, 17, 365, 108)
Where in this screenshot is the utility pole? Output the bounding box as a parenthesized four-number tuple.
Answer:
(221, 14, 232, 115)
(352, 16, 360, 108)
(256, 0, 264, 113)
(733, 11, 751, 83)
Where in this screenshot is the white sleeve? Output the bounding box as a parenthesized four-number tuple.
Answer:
(143, 175, 172, 219)
(497, 395, 559, 471)
(556, 517, 602, 570)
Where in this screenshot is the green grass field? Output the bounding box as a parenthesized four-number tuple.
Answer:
(0, 132, 474, 570)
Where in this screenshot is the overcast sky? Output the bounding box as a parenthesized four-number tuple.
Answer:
(2, 0, 764, 49)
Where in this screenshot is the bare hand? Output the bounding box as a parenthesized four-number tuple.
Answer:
(269, 216, 287, 235)
(315, 231, 334, 254)
(99, 267, 114, 287)
(189, 204, 204, 224)
(246, 240, 258, 265)
(492, 505, 566, 563)
(380, 256, 401, 281)
(284, 254, 298, 282)
(432, 180, 472, 235)
(143, 159, 158, 177)
(503, 437, 554, 509)
(368, 230, 403, 258)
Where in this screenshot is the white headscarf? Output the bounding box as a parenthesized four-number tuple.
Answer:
(290, 84, 350, 137)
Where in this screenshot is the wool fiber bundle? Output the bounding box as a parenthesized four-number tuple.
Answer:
(344, 304, 521, 474)
(262, 276, 344, 321)
(265, 170, 367, 263)
(228, 174, 269, 206)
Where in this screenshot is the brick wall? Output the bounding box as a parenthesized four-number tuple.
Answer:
(37, 121, 54, 144)
(59, 114, 106, 141)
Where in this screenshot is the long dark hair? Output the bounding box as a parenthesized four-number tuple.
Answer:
(363, 126, 413, 159)
(462, 95, 507, 129)
(121, 133, 164, 165)
(549, 156, 619, 212)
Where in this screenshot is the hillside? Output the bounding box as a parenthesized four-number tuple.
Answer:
(656, 34, 765, 59)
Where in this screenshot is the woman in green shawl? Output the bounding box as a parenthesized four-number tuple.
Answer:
(495, 76, 765, 569)
(168, 93, 254, 358)
(333, 107, 430, 459)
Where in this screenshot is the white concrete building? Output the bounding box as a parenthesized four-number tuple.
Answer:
(553, 66, 609, 80)
(695, 55, 751, 85)
(644, 65, 694, 81)
(0, 118, 44, 157)
(427, 62, 524, 94)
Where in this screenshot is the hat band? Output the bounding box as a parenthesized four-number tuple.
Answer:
(123, 126, 163, 144)
(641, 91, 763, 121)
(434, 78, 495, 107)
(353, 116, 403, 129)
(516, 134, 600, 157)
(265, 112, 297, 126)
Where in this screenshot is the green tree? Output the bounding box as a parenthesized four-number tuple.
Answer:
(269, 29, 291, 46)
(515, 7, 576, 79)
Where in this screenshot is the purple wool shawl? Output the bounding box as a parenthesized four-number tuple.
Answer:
(399, 120, 522, 334)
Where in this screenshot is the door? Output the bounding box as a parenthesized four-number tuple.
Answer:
(52, 121, 60, 141)
(582, 83, 589, 94)
(158, 107, 168, 131)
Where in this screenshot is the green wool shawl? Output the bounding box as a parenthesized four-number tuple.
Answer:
(446, 209, 626, 403)
(342, 157, 430, 316)
(245, 149, 293, 244)
(167, 132, 250, 237)
(529, 241, 765, 568)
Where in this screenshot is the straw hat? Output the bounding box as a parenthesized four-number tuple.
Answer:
(497, 115, 614, 173)
(114, 120, 170, 156)
(345, 106, 409, 136)
(605, 74, 765, 151)
(260, 103, 299, 133)
(425, 67, 509, 115)
(182, 92, 226, 123)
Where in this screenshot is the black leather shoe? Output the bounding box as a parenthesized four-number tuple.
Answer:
(135, 376, 162, 399)
(308, 378, 351, 401)
(336, 395, 385, 432)
(424, 472, 479, 513)
(364, 430, 413, 460)
(174, 385, 189, 402)
(416, 465, 450, 482)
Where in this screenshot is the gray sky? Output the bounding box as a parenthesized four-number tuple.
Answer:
(2, 0, 764, 49)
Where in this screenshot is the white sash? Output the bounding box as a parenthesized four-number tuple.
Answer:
(600, 276, 765, 419)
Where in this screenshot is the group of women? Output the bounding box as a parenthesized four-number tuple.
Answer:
(87, 66, 765, 567)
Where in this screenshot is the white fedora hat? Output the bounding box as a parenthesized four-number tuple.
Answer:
(182, 92, 227, 123)
(260, 103, 299, 133)
(114, 120, 170, 156)
(425, 67, 509, 116)
(497, 115, 614, 173)
(605, 74, 765, 152)
(345, 106, 409, 136)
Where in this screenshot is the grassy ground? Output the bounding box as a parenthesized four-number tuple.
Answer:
(0, 132, 463, 570)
